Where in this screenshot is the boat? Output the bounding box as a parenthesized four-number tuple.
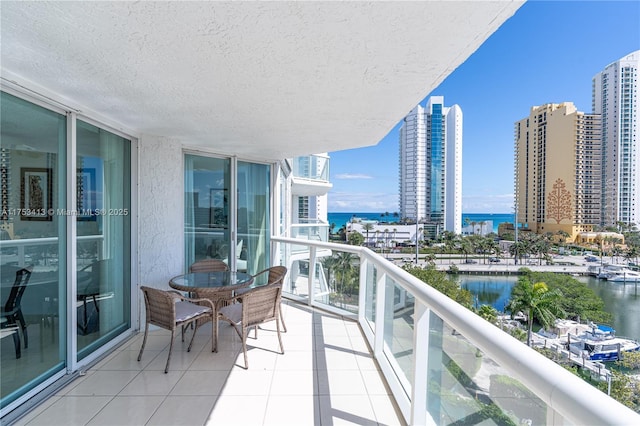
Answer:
(567, 323, 640, 362)
(605, 269, 640, 283)
(589, 263, 638, 281)
(536, 319, 640, 362)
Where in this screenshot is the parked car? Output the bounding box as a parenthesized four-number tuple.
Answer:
(489, 257, 500, 263)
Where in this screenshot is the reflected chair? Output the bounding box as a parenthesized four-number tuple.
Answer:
(77, 259, 111, 335)
(216, 281, 284, 369)
(1, 266, 33, 358)
(236, 265, 288, 332)
(189, 258, 229, 273)
(138, 286, 215, 373)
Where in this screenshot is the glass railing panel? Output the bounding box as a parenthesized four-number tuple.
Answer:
(383, 277, 415, 396)
(427, 311, 547, 425)
(290, 223, 329, 242)
(292, 155, 329, 181)
(316, 251, 361, 314)
(364, 261, 377, 325)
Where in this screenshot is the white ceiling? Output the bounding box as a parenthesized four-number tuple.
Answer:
(1, 1, 523, 161)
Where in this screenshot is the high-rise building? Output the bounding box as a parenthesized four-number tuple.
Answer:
(592, 50, 640, 228)
(399, 96, 462, 238)
(514, 103, 601, 240)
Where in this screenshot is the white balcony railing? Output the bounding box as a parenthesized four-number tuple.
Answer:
(272, 236, 640, 426)
(292, 154, 330, 181)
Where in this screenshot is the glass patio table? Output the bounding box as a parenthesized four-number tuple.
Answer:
(169, 271, 254, 294)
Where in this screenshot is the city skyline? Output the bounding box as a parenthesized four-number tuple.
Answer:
(328, 0, 640, 214)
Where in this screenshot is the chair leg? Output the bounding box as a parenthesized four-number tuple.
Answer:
(211, 316, 215, 353)
(137, 322, 149, 362)
(11, 328, 21, 359)
(165, 329, 175, 373)
(279, 304, 287, 333)
(276, 315, 284, 354)
(241, 328, 248, 369)
(187, 321, 199, 352)
(16, 310, 28, 348)
(214, 316, 219, 352)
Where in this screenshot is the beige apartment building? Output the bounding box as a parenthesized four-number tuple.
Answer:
(514, 102, 601, 241)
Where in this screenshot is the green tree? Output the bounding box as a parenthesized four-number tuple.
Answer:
(405, 265, 473, 308)
(332, 252, 359, 303)
(347, 230, 364, 246)
(617, 351, 640, 370)
(597, 371, 638, 411)
(478, 305, 498, 324)
(523, 271, 612, 323)
(507, 279, 565, 346)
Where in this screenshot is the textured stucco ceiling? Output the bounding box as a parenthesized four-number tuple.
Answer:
(1, 1, 523, 161)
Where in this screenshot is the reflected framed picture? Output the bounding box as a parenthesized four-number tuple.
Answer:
(20, 167, 52, 221)
(77, 168, 97, 221)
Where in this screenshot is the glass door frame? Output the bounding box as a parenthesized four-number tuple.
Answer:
(183, 150, 276, 274)
(0, 83, 138, 416)
(69, 112, 138, 371)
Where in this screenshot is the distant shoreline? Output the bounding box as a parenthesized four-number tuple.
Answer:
(327, 212, 515, 233)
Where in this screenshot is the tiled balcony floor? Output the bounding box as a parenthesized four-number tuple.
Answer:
(14, 301, 404, 426)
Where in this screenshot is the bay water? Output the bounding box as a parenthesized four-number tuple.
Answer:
(457, 274, 640, 340)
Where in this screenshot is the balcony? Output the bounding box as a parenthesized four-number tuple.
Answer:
(6, 238, 640, 425)
(291, 155, 333, 197)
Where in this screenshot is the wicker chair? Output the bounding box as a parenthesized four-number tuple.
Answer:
(189, 259, 229, 273)
(236, 266, 288, 332)
(138, 286, 215, 373)
(216, 282, 284, 369)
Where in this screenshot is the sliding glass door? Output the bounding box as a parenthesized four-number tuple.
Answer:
(76, 120, 131, 359)
(184, 155, 231, 270)
(184, 155, 270, 275)
(0, 91, 133, 411)
(0, 92, 67, 407)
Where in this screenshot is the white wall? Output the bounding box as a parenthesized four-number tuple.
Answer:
(137, 134, 184, 290)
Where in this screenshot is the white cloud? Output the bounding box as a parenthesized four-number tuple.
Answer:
(334, 173, 374, 180)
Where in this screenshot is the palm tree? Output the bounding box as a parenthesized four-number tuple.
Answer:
(362, 222, 374, 247)
(470, 221, 478, 235)
(508, 279, 565, 346)
(479, 221, 487, 235)
(333, 252, 358, 306)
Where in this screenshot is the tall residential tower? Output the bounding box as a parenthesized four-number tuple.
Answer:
(514, 103, 601, 240)
(592, 50, 640, 228)
(399, 96, 462, 238)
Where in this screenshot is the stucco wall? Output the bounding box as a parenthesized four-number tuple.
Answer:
(138, 134, 184, 290)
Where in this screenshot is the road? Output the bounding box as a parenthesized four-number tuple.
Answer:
(381, 252, 620, 275)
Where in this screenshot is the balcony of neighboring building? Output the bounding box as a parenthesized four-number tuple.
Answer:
(291, 155, 333, 197)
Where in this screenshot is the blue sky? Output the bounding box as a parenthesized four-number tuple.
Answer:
(328, 0, 640, 214)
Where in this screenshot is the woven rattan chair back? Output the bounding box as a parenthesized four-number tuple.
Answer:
(138, 286, 214, 373)
(245, 265, 288, 331)
(217, 282, 284, 369)
(189, 258, 229, 273)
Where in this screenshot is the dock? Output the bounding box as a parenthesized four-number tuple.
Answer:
(530, 333, 611, 381)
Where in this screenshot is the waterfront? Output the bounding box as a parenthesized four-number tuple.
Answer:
(458, 274, 640, 341)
